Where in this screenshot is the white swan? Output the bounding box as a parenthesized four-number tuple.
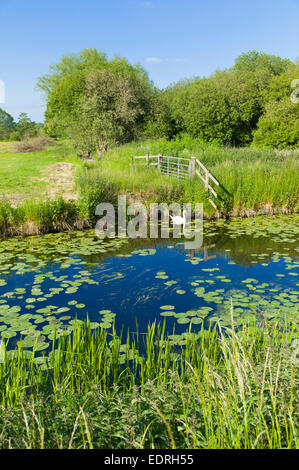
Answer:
(170, 210, 187, 225)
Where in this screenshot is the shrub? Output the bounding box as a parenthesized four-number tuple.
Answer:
(76, 168, 119, 224)
(14, 136, 53, 153)
(0, 198, 81, 236)
(0, 199, 14, 234)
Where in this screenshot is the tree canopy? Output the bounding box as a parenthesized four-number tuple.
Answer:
(38, 48, 155, 154)
(252, 63, 299, 148)
(38, 49, 299, 150)
(232, 50, 291, 76)
(252, 98, 299, 149)
(0, 108, 15, 140)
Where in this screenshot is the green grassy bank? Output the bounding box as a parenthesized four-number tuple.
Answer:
(0, 318, 298, 449)
(0, 138, 298, 237)
(94, 138, 299, 216)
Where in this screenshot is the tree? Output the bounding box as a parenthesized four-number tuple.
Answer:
(68, 69, 148, 156)
(15, 113, 40, 140)
(143, 89, 176, 139)
(212, 69, 271, 144)
(261, 63, 299, 103)
(252, 98, 299, 149)
(0, 108, 15, 140)
(38, 48, 155, 153)
(38, 48, 297, 149)
(37, 48, 108, 99)
(252, 63, 299, 148)
(233, 50, 291, 76)
(156, 52, 294, 146)
(164, 69, 271, 145)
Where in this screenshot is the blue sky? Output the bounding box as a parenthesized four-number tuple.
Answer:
(0, 0, 298, 122)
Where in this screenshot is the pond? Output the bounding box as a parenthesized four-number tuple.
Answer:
(0, 214, 298, 353)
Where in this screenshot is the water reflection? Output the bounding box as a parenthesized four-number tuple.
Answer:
(0, 214, 298, 352)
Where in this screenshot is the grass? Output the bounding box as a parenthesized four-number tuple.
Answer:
(0, 197, 86, 237)
(0, 167, 120, 236)
(0, 137, 298, 237)
(91, 139, 299, 216)
(1, 138, 298, 216)
(0, 141, 81, 202)
(0, 141, 87, 236)
(0, 316, 298, 449)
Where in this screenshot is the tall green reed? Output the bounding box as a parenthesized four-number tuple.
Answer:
(0, 316, 297, 449)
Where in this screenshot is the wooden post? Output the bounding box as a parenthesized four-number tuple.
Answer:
(205, 170, 209, 190)
(146, 153, 149, 166)
(190, 156, 196, 177)
(203, 244, 216, 261)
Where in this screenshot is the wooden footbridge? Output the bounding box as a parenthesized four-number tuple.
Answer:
(132, 154, 219, 209)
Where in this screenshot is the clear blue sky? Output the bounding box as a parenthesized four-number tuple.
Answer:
(0, 0, 298, 122)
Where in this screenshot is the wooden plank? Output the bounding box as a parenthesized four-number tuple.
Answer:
(208, 185, 218, 198)
(190, 156, 196, 176)
(158, 155, 162, 172)
(196, 158, 208, 172)
(205, 170, 209, 190)
(195, 158, 219, 186)
(209, 199, 217, 209)
(208, 173, 219, 186)
(195, 170, 217, 197)
(195, 170, 206, 184)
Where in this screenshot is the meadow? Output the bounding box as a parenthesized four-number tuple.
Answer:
(0, 141, 85, 236)
(0, 138, 298, 237)
(0, 141, 80, 204)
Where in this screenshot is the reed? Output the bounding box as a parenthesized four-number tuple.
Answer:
(94, 139, 299, 215)
(0, 197, 83, 237)
(0, 316, 297, 449)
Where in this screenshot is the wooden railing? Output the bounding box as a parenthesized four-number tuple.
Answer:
(132, 154, 219, 208)
(194, 158, 219, 208)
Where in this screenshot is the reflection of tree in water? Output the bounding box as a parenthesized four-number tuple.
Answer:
(208, 233, 299, 267)
(174, 243, 216, 262)
(0, 217, 298, 280)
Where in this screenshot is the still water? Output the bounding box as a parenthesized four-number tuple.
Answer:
(0, 214, 298, 352)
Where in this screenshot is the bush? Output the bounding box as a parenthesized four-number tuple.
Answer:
(252, 99, 299, 149)
(0, 199, 14, 234)
(0, 197, 81, 237)
(76, 167, 119, 224)
(14, 136, 53, 153)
